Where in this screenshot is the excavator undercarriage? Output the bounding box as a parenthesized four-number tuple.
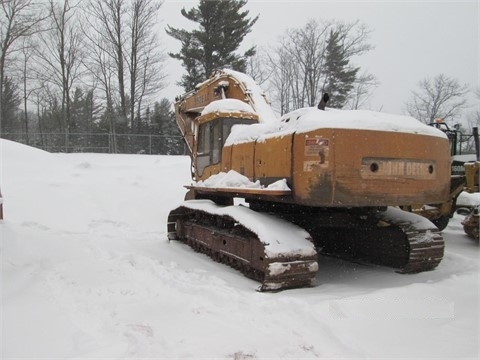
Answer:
(168, 195, 445, 291)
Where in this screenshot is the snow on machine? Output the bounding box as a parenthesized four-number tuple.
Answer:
(167, 69, 451, 291)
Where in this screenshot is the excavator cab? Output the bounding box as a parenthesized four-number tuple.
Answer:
(194, 113, 257, 179)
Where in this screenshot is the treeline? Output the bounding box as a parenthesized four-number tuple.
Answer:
(1, 0, 477, 155)
(0, 0, 182, 154)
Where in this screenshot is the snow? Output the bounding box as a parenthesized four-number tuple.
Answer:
(176, 200, 314, 258)
(280, 107, 447, 138)
(194, 169, 291, 191)
(378, 206, 441, 231)
(222, 69, 278, 124)
(201, 99, 256, 116)
(1, 138, 479, 359)
(224, 106, 446, 146)
(457, 191, 480, 208)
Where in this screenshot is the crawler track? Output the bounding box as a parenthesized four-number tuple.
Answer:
(294, 207, 445, 273)
(462, 207, 479, 240)
(167, 201, 318, 291)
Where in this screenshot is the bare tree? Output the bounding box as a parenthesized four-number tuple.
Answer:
(265, 42, 295, 115)
(347, 71, 379, 110)
(0, 0, 46, 132)
(86, 0, 128, 125)
(86, 0, 165, 132)
(33, 0, 85, 151)
(82, 26, 118, 151)
(405, 74, 469, 124)
(126, 0, 165, 131)
(458, 88, 480, 154)
(466, 88, 480, 128)
(246, 47, 270, 87)
(17, 37, 39, 143)
(267, 19, 373, 113)
(283, 19, 329, 108)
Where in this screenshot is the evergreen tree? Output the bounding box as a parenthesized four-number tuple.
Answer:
(1, 77, 21, 133)
(166, 0, 258, 91)
(71, 87, 85, 132)
(152, 98, 183, 154)
(323, 30, 359, 108)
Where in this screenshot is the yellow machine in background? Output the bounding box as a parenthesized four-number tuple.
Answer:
(419, 122, 479, 239)
(167, 69, 452, 290)
(460, 160, 479, 240)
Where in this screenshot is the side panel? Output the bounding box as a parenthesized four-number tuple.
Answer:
(292, 130, 335, 203)
(332, 129, 450, 206)
(292, 129, 451, 207)
(196, 164, 223, 181)
(254, 135, 293, 186)
(225, 142, 256, 179)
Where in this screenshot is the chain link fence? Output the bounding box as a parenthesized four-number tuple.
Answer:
(1, 132, 187, 155)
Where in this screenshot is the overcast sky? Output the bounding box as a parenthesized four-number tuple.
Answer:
(159, 0, 478, 120)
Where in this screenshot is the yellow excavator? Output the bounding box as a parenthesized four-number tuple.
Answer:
(167, 69, 451, 291)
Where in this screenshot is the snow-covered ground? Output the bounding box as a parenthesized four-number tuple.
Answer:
(1, 139, 479, 359)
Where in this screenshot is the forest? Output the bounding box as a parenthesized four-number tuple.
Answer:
(1, 0, 477, 154)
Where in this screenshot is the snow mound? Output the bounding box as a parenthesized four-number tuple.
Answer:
(1, 138, 54, 163)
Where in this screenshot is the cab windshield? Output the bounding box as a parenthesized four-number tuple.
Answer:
(197, 117, 256, 176)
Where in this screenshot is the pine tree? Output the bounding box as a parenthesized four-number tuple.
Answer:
(166, 0, 258, 91)
(152, 98, 183, 155)
(323, 30, 359, 108)
(1, 76, 21, 133)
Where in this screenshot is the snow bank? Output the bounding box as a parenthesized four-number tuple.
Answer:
(2, 139, 478, 359)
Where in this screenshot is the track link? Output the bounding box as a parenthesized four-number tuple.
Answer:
(167, 201, 318, 291)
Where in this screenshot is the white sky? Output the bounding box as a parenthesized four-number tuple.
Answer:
(158, 0, 478, 118)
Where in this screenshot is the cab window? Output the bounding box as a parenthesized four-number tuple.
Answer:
(196, 117, 256, 176)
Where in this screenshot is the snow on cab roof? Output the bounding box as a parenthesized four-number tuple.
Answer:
(201, 99, 255, 116)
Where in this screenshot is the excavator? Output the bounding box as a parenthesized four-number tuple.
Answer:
(167, 69, 452, 291)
